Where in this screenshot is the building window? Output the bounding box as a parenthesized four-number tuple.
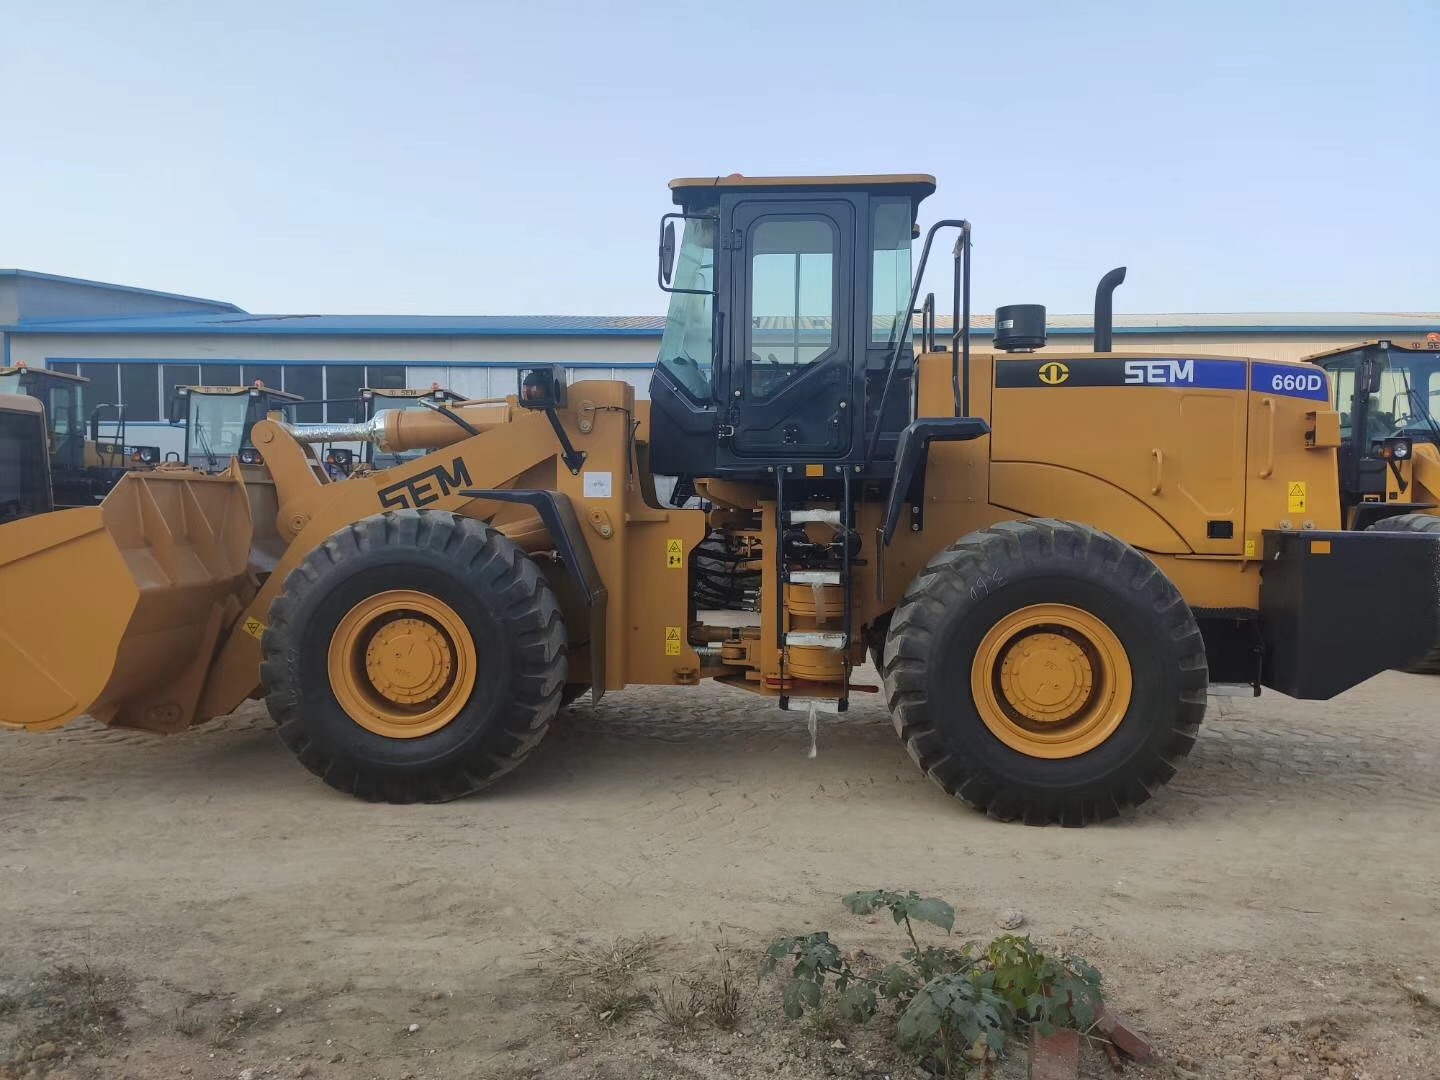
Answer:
(242, 365, 280, 392)
(285, 366, 323, 422)
(74, 363, 120, 415)
(366, 365, 406, 391)
(161, 365, 201, 418)
(120, 364, 161, 422)
(324, 366, 365, 422)
(203, 364, 242, 386)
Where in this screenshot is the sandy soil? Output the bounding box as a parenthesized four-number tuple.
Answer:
(1, 666, 1438, 1080)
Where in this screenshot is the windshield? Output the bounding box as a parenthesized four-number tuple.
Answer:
(0, 374, 19, 394)
(188, 394, 251, 466)
(1328, 352, 1440, 443)
(657, 217, 716, 400)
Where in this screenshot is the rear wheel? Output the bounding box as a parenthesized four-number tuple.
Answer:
(1365, 513, 1440, 674)
(882, 519, 1207, 825)
(261, 510, 566, 802)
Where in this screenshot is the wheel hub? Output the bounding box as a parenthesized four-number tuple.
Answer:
(972, 604, 1133, 759)
(364, 617, 454, 705)
(998, 631, 1094, 724)
(327, 590, 477, 739)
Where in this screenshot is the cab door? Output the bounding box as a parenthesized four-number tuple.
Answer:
(718, 199, 855, 463)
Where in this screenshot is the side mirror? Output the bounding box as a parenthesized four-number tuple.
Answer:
(1366, 363, 1384, 395)
(518, 365, 568, 410)
(167, 389, 186, 424)
(659, 220, 676, 286)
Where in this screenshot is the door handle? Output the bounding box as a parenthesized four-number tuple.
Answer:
(1259, 397, 1276, 478)
(1150, 448, 1164, 495)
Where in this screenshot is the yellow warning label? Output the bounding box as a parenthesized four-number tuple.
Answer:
(242, 617, 267, 640)
(805, 463, 825, 478)
(664, 625, 682, 656)
(1244, 539, 1257, 558)
(666, 538, 684, 569)
(1287, 481, 1307, 514)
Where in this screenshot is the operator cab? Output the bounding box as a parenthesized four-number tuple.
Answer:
(170, 384, 304, 472)
(0, 394, 54, 522)
(648, 174, 936, 481)
(0, 365, 87, 471)
(1308, 338, 1440, 523)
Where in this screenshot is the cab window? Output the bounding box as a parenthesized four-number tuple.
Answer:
(747, 218, 837, 398)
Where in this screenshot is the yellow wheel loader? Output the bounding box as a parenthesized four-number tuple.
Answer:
(0, 393, 52, 523)
(168, 383, 306, 472)
(2, 173, 1438, 825)
(0, 365, 159, 507)
(1303, 337, 1440, 671)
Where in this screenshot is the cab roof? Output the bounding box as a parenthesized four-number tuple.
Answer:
(0, 364, 87, 384)
(0, 392, 44, 415)
(1303, 337, 1440, 364)
(670, 173, 936, 204)
(182, 384, 305, 400)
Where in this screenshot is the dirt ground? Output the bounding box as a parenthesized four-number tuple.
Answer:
(2, 666, 1438, 1080)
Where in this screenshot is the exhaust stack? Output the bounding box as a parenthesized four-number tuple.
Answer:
(1093, 267, 1127, 353)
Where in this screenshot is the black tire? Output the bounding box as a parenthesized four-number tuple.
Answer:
(882, 519, 1207, 826)
(261, 510, 566, 803)
(1365, 513, 1440, 674)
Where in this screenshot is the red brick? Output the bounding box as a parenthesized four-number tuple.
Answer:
(1029, 1027, 1080, 1080)
(1096, 1006, 1153, 1063)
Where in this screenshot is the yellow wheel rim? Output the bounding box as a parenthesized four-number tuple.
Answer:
(327, 590, 477, 739)
(971, 604, 1132, 759)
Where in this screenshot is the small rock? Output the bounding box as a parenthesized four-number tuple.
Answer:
(295, 1066, 315, 1078)
(428, 990, 444, 1001)
(1176, 1053, 1195, 1068)
(406, 1022, 421, 1033)
(995, 908, 1026, 930)
(238, 1069, 256, 1080)
(567, 1047, 582, 1060)
(28, 1044, 60, 1062)
(1172, 1070, 1201, 1080)
(328, 1052, 344, 1063)
(829, 1039, 848, 1054)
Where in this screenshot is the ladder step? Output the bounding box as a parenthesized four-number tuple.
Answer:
(786, 570, 842, 585)
(785, 630, 848, 649)
(787, 509, 843, 526)
(781, 697, 845, 713)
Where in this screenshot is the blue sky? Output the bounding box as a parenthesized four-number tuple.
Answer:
(2, 0, 1437, 318)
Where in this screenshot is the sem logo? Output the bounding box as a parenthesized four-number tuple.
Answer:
(377, 457, 473, 510)
(1124, 359, 1195, 385)
(1038, 361, 1070, 385)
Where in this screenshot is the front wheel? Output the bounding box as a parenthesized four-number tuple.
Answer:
(261, 510, 567, 803)
(1365, 513, 1440, 674)
(882, 519, 1207, 825)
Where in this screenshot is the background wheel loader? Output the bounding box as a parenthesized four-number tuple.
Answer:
(2, 173, 1437, 825)
(168, 382, 305, 472)
(0, 364, 159, 507)
(0, 393, 52, 523)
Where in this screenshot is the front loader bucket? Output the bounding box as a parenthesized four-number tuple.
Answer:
(0, 469, 253, 733)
